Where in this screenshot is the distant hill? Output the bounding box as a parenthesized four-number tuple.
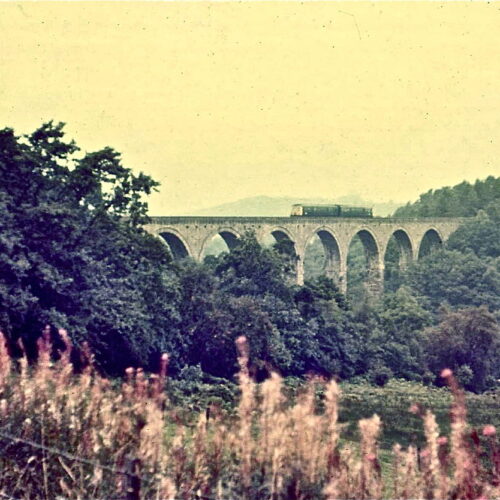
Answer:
(394, 176, 500, 218)
(191, 195, 401, 217)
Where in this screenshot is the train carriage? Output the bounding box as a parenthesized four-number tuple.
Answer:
(290, 204, 373, 218)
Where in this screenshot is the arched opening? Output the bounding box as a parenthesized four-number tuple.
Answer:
(347, 230, 382, 301)
(261, 229, 296, 253)
(271, 228, 294, 244)
(418, 229, 443, 259)
(200, 230, 240, 261)
(262, 228, 299, 283)
(159, 231, 191, 260)
(304, 230, 341, 283)
(384, 230, 413, 292)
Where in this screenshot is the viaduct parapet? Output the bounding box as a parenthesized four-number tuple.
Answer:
(145, 216, 465, 296)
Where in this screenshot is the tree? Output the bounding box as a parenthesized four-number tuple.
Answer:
(405, 249, 500, 315)
(293, 276, 362, 378)
(0, 122, 177, 374)
(213, 232, 292, 300)
(424, 306, 500, 392)
(447, 212, 500, 259)
(175, 236, 365, 381)
(375, 287, 432, 380)
(384, 236, 404, 293)
(393, 176, 500, 218)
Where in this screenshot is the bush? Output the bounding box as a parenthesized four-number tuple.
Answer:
(424, 306, 500, 392)
(369, 364, 393, 387)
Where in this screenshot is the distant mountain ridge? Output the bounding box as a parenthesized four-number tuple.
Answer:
(190, 195, 401, 217)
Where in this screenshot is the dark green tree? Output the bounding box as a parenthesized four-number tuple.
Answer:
(405, 249, 500, 315)
(0, 122, 179, 373)
(394, 176, 500, 218)
(213, 232, 292, 300)
(375, 286, 432, 380)
(178, 235, 364, 380)
(424, 306, 500, 392)
(447, 212, 500, 259)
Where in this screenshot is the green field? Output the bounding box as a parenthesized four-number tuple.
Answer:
(338, 379, 499, 449)
(169, 376, 500, 449)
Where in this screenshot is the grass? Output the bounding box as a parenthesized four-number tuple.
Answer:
(0, 331, 498, 499)
(339, 379, 500, 450)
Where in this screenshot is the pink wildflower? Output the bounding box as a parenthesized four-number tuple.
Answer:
(482, 425, 496, 437)
(409, 403, 419, 414)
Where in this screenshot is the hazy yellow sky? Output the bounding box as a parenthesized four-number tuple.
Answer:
(1, 2, 499, 214)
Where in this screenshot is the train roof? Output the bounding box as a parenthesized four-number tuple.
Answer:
(291, 203, 373, 209)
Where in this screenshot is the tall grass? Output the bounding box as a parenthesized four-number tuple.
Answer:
(0, 331, 498, 499)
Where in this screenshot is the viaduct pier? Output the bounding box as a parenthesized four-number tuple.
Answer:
(145, 216, 464, 295)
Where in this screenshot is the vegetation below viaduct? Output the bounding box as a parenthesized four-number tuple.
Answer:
(0, 122, 499, 395)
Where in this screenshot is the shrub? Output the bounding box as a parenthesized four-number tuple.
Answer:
(369, 364, 393, 387)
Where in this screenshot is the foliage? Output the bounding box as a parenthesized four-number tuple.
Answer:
(371, 287, 432, 380)
(394, 175, 500, 218)
(379, 287, 433, 337)
(424, 306, 500, 392)
(0, 122, 179, 374)
(167, 365, 239, 415)
(0, 333, 498, 500)
(346, 235, 370, 305)
(2, 121, 498, 395)
(292, 278, 360, 378)
(176, 236, 363, 381)
(0, 122, 382, 382)
(383, 236, 405, 292)
(212, 231, 293, 299)
(173, 243, 294, 379)
(404, 249, 500, 315)
(369, 364, 393, 387)
(392, 196, 500, 390)
(447, 211, 500, 259)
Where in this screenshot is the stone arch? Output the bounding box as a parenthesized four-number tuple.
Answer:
(199, 228, 241, 259)
(304, 227, 342, 281)
(418, 228, 443, 259)
(264, 226, 302, 284)
(386, 228, 414, 269)
(219, 230, 241, 250)
(269, 226, 296, 244)
(267, 226, 298, 258)
(158, 229, 192, 260)
(348, 228, 383, 297)
(351, 228, 380, 263)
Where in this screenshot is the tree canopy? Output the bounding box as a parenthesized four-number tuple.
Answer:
(0, 122, 176, 372)
(0, 123, 365, 380)
(424, 306, 500, 392)
(1, 121, 498, 392)
(394, 176, 500, 218)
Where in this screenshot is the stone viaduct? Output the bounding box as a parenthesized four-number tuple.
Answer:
(145, 216, 464, 296)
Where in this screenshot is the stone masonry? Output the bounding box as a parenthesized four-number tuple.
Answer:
(145, 216, 465, 296)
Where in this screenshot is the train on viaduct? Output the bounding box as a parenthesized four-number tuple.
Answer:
(144, 216, 464, 296)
